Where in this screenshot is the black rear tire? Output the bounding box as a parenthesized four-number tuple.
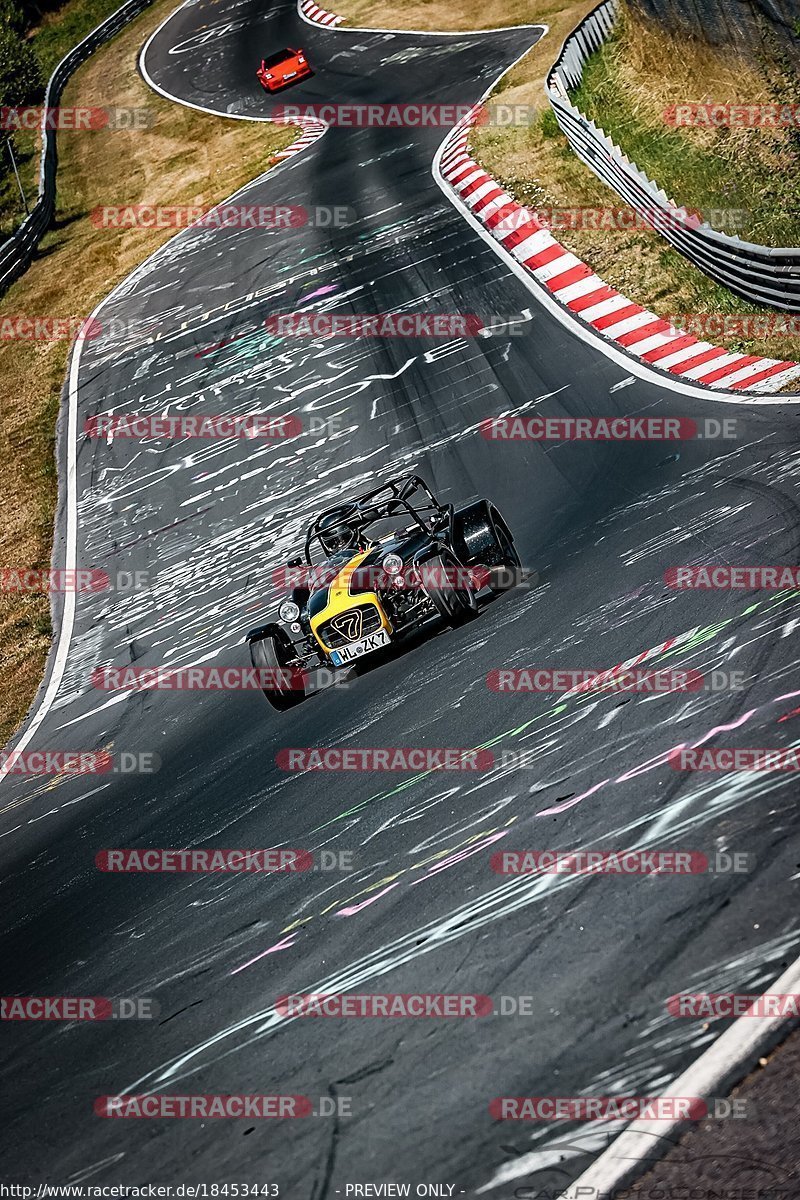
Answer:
(249, 635, 306, 711)
(420, 552, 477, 627)
(489, 523, 523, 593)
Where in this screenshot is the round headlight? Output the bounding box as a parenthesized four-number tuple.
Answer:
(279, 600, 300, 623)
(383, 553, 403, 576)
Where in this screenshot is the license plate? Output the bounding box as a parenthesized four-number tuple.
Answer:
(330, 629, 390, 666)
(284, 70, 297, 78)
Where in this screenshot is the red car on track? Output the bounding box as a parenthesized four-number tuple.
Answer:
(257, 47, 313, 92)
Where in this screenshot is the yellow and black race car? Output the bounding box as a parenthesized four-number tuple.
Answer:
(245, 473, 523, 709)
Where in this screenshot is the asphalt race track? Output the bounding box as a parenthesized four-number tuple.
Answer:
(1, 0, 799, 1191)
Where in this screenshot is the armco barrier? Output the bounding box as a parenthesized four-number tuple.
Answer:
(546, 0, 800, 312)
(439, 111, 800, 392)
(0, 0, 154, 296)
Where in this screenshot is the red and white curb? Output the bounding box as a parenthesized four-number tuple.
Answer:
(268, 119, 327, 163)
(439, 114, 800, 395)
(299, 0, 343, 26)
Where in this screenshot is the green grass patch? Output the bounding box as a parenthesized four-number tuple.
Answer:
(32, 0, 138, 78)
(571, 21, 800, 246)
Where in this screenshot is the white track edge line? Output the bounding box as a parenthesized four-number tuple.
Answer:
(560, 955, 800, 1198)
(0, 11, 330, 779)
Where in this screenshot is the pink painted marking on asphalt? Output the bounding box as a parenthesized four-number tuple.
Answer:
(229, 934, 298, 975)
(336, 882, 401, 916)
(411, 831, 509, 882)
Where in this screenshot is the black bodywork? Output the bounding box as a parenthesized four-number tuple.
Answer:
(245, 473, 521, 701)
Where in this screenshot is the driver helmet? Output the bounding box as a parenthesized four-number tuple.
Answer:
(318, 508, 360, 556)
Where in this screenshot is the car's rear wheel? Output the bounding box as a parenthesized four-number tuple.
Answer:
(249, 635, 306, 711)
(489, 523, 523, 593)
(420, 552, 477, 627)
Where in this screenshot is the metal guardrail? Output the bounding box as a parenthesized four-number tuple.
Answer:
(545, 0, 800, 312)
(0, 0, 154, 296)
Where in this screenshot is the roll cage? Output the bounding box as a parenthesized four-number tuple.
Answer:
(303, 474, 451, 564)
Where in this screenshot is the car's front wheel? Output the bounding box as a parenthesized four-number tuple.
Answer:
(419, 551, 477, 627)
(249, 635, 306, 711)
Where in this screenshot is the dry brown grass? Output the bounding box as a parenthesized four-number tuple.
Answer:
(612, 6, 779, 147)
(0, 0, 293, 748)
(339, 0, 563, 33)
(614, 5, 796, 153)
